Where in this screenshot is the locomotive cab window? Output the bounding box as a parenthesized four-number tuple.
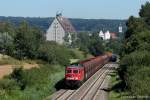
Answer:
(67, 70, 71, 73)
(73, 70, 78, 73)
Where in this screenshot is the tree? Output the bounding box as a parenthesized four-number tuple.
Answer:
(77, 32, 90, 53)
(76, 32, 105, 56)
(0, 22, 16, 37)
(37, 41, 70, 65)
(0, 32, 14, 55)
(0, 22, 16, 55)
(139, 2, 150, 26)
(125, 16, 146, 39)
(63, 32, 77, 48)
(139, 2, 150, 18)
(119, 1, 150, 96)
(105, 39, 123, 54)
(14, 21, 44, 59)
(88, 33, 104, 56)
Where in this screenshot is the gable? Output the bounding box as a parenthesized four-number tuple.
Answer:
(56, 16, 76, 33)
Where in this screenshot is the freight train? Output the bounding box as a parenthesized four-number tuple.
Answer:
(65, 52, 114, 88)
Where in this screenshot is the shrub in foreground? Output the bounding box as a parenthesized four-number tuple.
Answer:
(128, 67, 150, 96)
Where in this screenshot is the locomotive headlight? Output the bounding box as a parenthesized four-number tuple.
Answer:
(75, 77, 78, 80)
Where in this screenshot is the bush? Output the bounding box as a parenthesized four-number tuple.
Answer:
(0, 64, 65, 100)
(128, 67, 150, 96)
(119, 50, 150, 97)
(124, 30, 150, 54)
(122, 51, 150, 64)
(37, 42, 70, 66)
(119, 50, 150, 85)
(120, 50, 150, 70)
(0, 79, 18, 92)
(10, 67, 27, 90)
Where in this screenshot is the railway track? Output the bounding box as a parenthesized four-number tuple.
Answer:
(92, 75, 111, 100)
(46, 89, 75, 100)
(49, 63, 117, 100)
(55, 90, 75, 100)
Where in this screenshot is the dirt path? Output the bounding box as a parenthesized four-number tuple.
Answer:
(0, 64, 38, 79)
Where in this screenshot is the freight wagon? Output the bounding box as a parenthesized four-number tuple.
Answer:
(65, 52, 113, 88)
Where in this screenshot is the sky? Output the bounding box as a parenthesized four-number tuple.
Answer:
(0, 0, 149, 19)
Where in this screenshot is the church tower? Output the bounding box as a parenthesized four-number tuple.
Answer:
(119, 24, 123, 33)
(118, 24, 124, 39)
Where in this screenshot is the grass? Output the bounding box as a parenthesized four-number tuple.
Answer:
(70, 59, 79, 64)
(69, 49, 93, 64)
(0, 56, 22, 65)
(0, 54, 38, 66)
(70, 49, 93, 60)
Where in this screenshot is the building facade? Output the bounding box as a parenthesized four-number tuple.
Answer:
(99, 30, 117, 40)
(99, 30, 111, 40)
(46, 13, 76, 44)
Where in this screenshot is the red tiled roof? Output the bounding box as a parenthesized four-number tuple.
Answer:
(56, 16, 76, 33)
(110, 32, 117, 39)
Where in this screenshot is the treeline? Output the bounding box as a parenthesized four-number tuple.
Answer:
(70, 18, 127, 33)
(119, 1, 150, 97)
(0, 16, 127, 33)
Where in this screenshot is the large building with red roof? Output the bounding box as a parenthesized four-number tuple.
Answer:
(46, 13, 76, 44)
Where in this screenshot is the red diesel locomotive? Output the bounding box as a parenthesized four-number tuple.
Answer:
(65, 52, 112, 87)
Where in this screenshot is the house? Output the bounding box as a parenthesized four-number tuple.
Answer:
(99, 30, 104, 39)
(105, 30, 111, 40)
(99, 30, 111, 40)
(46, 13, 76, 44)
(99, 30, 117, 40)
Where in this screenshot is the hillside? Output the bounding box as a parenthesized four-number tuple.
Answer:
(0, 54, 38, 79)
(0, 16, 127, 33)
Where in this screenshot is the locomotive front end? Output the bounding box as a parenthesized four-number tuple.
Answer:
(65, 63, 84, 88)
